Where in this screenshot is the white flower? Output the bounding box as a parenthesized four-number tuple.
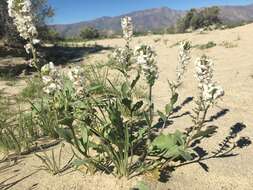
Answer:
(42, 76, 52, 85)
(32, 39, 40, 44)
(136, 55, 147, 65)
(134, 45, 158, 85)
(176, 41, 191, 84)
(112, 47, 130, 66)
(195, 55, 224, 106)
(203, 83, 224, 101)
(41, 62, 63, 95)
(195, 56, 214, 86)
(8, 0, 40, 68)
(43, 83, 61, 94)
(41, 62, 56, 75)
(24, 43, 32, 54)
(8, 0, 38, 41)
(121, 16, 133, 42)
(68, 66, 85, 95)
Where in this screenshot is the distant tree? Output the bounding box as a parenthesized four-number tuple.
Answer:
(80, 27, 100, 40)
(43, 29, 62, 42)
(202, 6, 221, 26)
(190, 11, 204, 30)
(32, 0, 55, 40)
(176, 6, 221, 32)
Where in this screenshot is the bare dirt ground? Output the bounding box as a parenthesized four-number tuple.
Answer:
(0, 24, 253, 190)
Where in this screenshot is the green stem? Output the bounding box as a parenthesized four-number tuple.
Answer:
(186, 104, 210, 146)
(149, 84, 153, 124)
(69, 125, 85, 156)
(29, 38, 41, 78)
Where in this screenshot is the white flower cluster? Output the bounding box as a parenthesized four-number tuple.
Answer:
(176, 41, 191, 85)
(41, 62, 63, 94)
(195, 55, 224, 105)
(41, 63, 85, 96)
(121, 17, 133, 43)
(134, 45, 158, 85)
(195, 56, 213, 85)
(112, 47, 129, 66)
(8, 0, 40, 54)
(67, 66, 85, 95)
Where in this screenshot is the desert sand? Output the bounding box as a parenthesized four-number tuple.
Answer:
(0, 23, 253, 190)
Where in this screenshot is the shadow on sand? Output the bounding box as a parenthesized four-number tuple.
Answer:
(0, 44, 112, 77)
(154, 97, 251, 183)
(159, 121, 251, 183)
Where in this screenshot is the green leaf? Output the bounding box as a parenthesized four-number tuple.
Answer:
(132, 101, 143, 112)
(171, 93, 179, 105)
(179, 149, 193, 161)
(55, 127, 74, 144)
(108, 106, 123, 127)
(131, 73, 140, 89)
(72, 159, 91, 167)
(157, 110, 167, 122)
(80, 126, 88, 144)
(59, 117, 74, 126)
(144, 112, 151, 127)
(134, 181, 150, 190)
(174, 130, 186, 145)
(122, 98, 132, 111)
(121, 82, 129, 97)
(165, 103, 173, 115)
(149, 131, 187, 159)
(150, 134, 175, 150)
(87, 84, 103, 93)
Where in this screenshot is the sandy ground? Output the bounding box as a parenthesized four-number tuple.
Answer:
(1, 24, 253, 190)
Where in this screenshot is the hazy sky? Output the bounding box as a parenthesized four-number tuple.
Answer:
(48, 0, 253, 24)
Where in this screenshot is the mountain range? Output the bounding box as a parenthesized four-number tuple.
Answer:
(52, 4, 253, 38)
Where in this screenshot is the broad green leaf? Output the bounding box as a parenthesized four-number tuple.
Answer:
(179, 149, 193, 161)
(149, 131, 188, 159)
(173, 130, 186, 145)
(150, 134, 175, 150)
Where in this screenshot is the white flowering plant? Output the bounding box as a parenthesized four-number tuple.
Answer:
(8, 0, 41, 69)
(6, 1, 228, 179)
(53, 17, 195, 178)
(186, 55, 224, 146)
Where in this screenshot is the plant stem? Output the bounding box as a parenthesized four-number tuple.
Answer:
(186, 104, 210, 146)
(149, 84, 153, 124)
(29, 38, 41, 78)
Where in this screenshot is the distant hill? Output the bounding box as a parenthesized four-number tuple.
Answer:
(219, 4, 253, 22)
(51, 4, 253, 38)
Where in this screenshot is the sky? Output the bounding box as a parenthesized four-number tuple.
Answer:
(48, 0, 253, 24)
